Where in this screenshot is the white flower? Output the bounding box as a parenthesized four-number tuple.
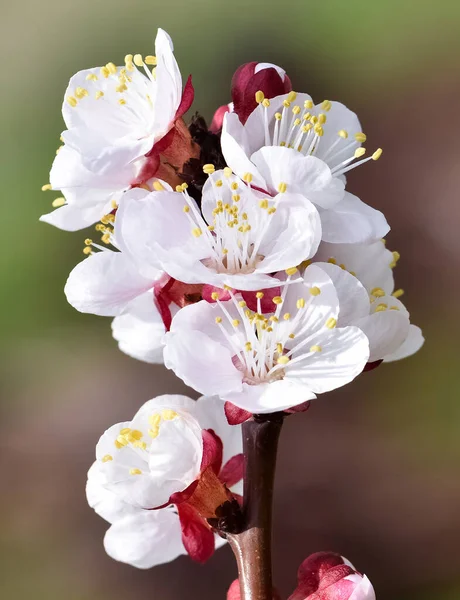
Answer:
(41, 29, 191, 231)
(314, 240, 424, 362)
(88, 394, 243, 568)
(116, 169, 321, 291)
(64, 183, 203, 363)
(164, 265, 369, 414)
(221, 92, 389, 244)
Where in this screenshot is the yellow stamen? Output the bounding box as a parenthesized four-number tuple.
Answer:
(102, 454, 113, 463)
(310, 345, 322, 353)
(326, 317, 337, 329)
(129, 468, 142, 475)
(309, 286, 321, 296)
(52, 197, 66, 208)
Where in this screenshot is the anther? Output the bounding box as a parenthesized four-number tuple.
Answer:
(95, 91, 104, 100)
(310, 345, 322, 352)
(272, 296, 283, 305)
(52, 197, 65, 208)
(278, 182, 287, 193)
(372, 148, 383, 160)
(310, 286, 321, 296)
(129, 468, 142, 475)
(255, 90, 265, 104)
(75, 87, 88, 99)
(41, 184, 52, 191)
(296, 298, 306, 309)
(203, 164, 215, 174)
(326, 317, 337, 329)
(145, 55, 157, 65)
(106, 62, 117, 74)
(285, 267, 298, 276)
(354, 147, 366, 158)
(153, 181, 165, 191)
(243, 173, 253, 183)
(86, 73, 98, 81)
(354, 132, 367, 143)
(277, 355, 291, 365)
(215, 316, 222, 323)
(66, 96, 77, 107)
(392, 289, 404, 298)
(133, 54, 143, 66)
(371, 287, 385, 298)
(102, 454, 113, 463)
(338, 130, 348, 139)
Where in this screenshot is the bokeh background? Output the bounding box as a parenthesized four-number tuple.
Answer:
(1, 1, 459, 598)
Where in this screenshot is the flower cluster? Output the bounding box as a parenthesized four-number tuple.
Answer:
(41, 27, 423, 586)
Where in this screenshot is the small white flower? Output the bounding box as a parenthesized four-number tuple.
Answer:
(221, 92, 389, 244)
(314, 240, 424, 362)
(88, 395, 243, 568)
(164, 265, 369, 414)
(41, 29, 189, 231)
(116, 170, 321, 291)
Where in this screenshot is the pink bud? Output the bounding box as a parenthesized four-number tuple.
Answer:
(289, 552, 376, 600)
(231, 61, 292, 124)
(210, 103, 232, 133)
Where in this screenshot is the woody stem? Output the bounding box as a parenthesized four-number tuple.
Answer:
(227, 413, 284, 600)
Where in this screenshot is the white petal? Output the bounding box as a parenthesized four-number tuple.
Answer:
(40, 202, 106, 232)
(315, 262, 369, 324)
(226, 379, 316, 414)
(96, 415, 202, 509)
(86, 462, 137, 524)
(348, 575, 376, 600)
(221, 112, 268, 190)
(320, 192, 390, 244)
(65, 251, 155, 317)
(285, 325, 369, 394)
(152, 28, 183, 137)
(251, 146, 345, 208)
(384, 324, 424, 362)
(111, 292, 165, 363)
(104, 508, 185, 568)
(164, 329, 243, 397)
(192, 396, 243, 464)
(256, 193, 322, 271)
(356, 299, 410, 362)
(314, 240, 395, 295)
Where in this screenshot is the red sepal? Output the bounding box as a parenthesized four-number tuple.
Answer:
(175, 75, 195, 120)
(240, 286, 282, 314)
(224, 401, 252, 425)
(177, 503, 215, 564)
(202, 284, 232, 303)
(168, 479, 199, 506)
(201, 429, 223, 475)
(231, 62, 292, 124)
(285, 401, 311, 415)
(219, 453, 244, 488)
(289, 552, 354, 600)
(363, 359, 383, 372)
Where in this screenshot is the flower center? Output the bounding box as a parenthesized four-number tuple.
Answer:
(177, 174, 279, 276)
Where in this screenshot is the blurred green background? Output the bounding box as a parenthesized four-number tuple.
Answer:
(1, 1, 459, 599)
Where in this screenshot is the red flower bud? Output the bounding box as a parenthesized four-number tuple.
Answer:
(231, 62, 292, 124)
(289, 552, 376, 600)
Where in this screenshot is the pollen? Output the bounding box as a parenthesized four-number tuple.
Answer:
(100, 66, 110, 78)
(321, 100, 332, 111)
(243, 172, 253, 183)
(215, 179, 223, 187)
(101, 454, 113, 463)
(86, 73, 98, 81)
(318, 113, 327, 124)
(310, 345, 322, 353)
(144, 55, 157, 65)
(133, 54, 144, 66)
(327, 258, 337, 264)
(289, 333, 295, 339)
(392, 289, 404, 298)
(371, 287, 385, 298)
(275, 112, 282, 121)
(52, 197, 66, 208)
(338, 129, 348, 139)
(285, 267, 298, 276)
(203, 164, 215, 174)
(183, 205, 190, 213)
(278, 182, 287, 193)
(309, 286, 321, 296)
(232, 319, 240, 327)
(296, 298, 306, 309)
(95, 91, 104, 100)
(372, 148, 383, 160)
(355, 132, 367, 143)
(375, 303, 388, 312)
(277, 355, 291, 365)
(283, 313, 291, 320)
(326, 317, 337, 329)
(354, 147, 366, 158)
(41, 183, 52, 191)
(66, 96, 77, 107)
(292, 105, 301, 115)
(82, 247, 92, 255)
(224, 167, 233, 177)
(245, 342, 252, 352)
(162, 409, 178, 420)
(106, 62, 117, 74)
(287, 91, 297, 103)
(129, 468, 142, 475)
(153, 181, 165, 191)
(115, 435, 129, 448)
(215, 316, 223, 323)
(149, 414, 161, 427)
(256, 292, 264, 299)
(116, 83, 128, 93)
(272, 296, 283, 305)
(148, 427, 159, 439)
(304, 99, 313, 109)
(259, 199, 269, 209)
(255, 90, 265, 104)
(262, 99, 270, 108)
(192, 227, 202, 237)
(118, 98, 126, 105)
(84, 238, 92, 246)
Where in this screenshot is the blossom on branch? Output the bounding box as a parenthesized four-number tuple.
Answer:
(41, 29, 196, 231)
(164, 265, 370, 414)
(221, 91, 389, 244)
(87, 395, 243, 567)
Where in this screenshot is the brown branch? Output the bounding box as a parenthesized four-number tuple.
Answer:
(226, 413, 284, 600)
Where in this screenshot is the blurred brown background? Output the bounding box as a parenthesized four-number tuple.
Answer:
(1, 1, 459, 599)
